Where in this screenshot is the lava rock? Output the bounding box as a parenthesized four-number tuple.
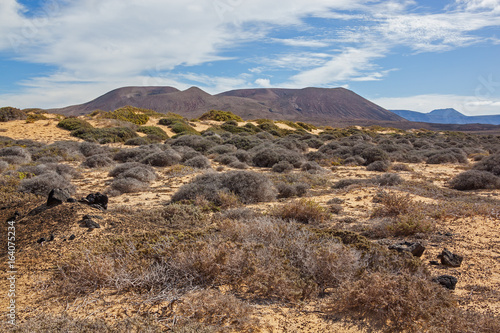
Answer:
(82, 218, 100, 229)
(437, 248, 463, 267)
(80, 192, 108, 210)
(67, 198, 77, 203)
(47, 234, 54, 242)
(47, 188, 71, 207)
(37, 237, 46, 244)
(68, 234, 76, 240)
(7, 211, 20, 222)
(433, 275, 458, 290)
(389, 241, 426, 257)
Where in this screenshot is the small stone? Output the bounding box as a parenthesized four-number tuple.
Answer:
(437, 248, 463, 267)
(83, 218, 100, 229)
(68, 234, 76, 240)
(433, 275, 458, 290)
(47, 188, 71, 206)
(47, 234, 54, 242)
(429, 260, 440, 265)
(389, 241, 426, 257)
(67, 198, 77, 203)
(80, 192, 108, 210)
(37, 237, 46, 244)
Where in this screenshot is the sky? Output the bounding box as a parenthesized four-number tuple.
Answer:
(1, 0, 500, 115)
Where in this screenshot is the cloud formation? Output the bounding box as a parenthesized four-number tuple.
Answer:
(0, 0, 499, 111)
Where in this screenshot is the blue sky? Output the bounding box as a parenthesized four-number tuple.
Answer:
(1, 0, 500, 115)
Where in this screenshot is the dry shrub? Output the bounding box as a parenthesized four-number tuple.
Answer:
(172, 171, 277, 205)
(371, 191, 412, 218)
(366, 160, 391, 172)
(141, 203, 208, 228)
(174, 289, 258, 332)
(19, 171, 76, 196)
(81, 154, 114, 169)
(392, 163, 413, 172)
(216, 190, 242, 209)
(371, 173, 403, 186)
(324, 272, 456, 332)
(183, 155, 211, 169)
(0, 146, 31, 164)
(473, 152, 500, 176)
(0, 160, 9, 173)
(109, 177, 148, 195)
(270, 198, 330, 224)
(449, 170, 500, 190)
(272, 160, 294, 173)
(141, 149, 181, 167)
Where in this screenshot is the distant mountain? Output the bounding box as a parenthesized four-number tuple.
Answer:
(50, 86, 406, 124)
(392, 108, 500, 125)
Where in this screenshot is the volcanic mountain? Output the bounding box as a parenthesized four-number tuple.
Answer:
(392, 108, 500, 125)
(50, 86, 405, 125)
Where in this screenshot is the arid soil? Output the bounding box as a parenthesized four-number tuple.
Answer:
(1, 117, 499, 332)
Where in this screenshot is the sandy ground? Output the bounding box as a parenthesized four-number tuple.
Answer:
(1, 117, 499, 331)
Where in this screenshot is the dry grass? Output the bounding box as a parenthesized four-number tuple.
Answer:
(270, 198, 331, 224)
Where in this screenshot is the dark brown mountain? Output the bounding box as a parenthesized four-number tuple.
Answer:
(49, 86, 406, 125)
(218, 87, 402, 122)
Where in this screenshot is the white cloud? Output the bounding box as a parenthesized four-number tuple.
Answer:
(2, 0, 500, 110)
(372, 94, 500, 116)
(287, 47, 387, 87)
(271, 38, 329, 48)
(255, 78, 271, 87)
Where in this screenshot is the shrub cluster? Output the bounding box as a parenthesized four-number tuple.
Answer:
(57, 117, 93, 131)
(71, 127, 138, 143)
(100, 106, 150, 125)
(0, 107, 26, 122)
(199, 109, 243, 122)
(171, 170, 277, 205)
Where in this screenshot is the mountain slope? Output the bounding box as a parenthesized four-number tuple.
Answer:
(50, 86, 406, 124)
(392, 108, 500, 125)
(219, 87, 403, 122)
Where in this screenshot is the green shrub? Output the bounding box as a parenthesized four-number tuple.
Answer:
(170, 121, 200, 135)
(57, 118, 93, 131)
(26, 113, 48, 123)
(101, 106, 149, 125)
(0, 107, 26, 122)
(71, 127, 138, 143)
(137, 126, 168, 140)
(199, 110, 243, 122)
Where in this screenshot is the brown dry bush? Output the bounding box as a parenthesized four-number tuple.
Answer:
(173, 289, 259, 332)
(371, 191, 413, 218)
(324, 272, 456, 332)
(270, 198, 330, 224)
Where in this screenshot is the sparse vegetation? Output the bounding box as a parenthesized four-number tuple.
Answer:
(71, 126, 138, 143)
(57, 117, 93, 131)
(199, 109, 243, 122)
(0, 106, 26, 122)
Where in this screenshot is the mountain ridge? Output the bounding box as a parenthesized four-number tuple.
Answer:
(392, 108, 500, 125)
(49, 86, 405, 125)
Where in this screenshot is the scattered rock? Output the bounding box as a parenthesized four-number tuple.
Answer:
(389, 241, 426, 257)
(47, 234, 54, 242)
(80, 192, 108, 210)
(437, 248, 463, 267)
(433, 275, 458, 290)
(83, 214, 103, 220)
(82, 217, 100, 229)
(68, 234, 76, 240)
(7, 211, 20, 222)
(429, 260, 440, 266)
(37, 237, 46, 244)
(47, 188, 71, 207)
(67, 198, 77, 203)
